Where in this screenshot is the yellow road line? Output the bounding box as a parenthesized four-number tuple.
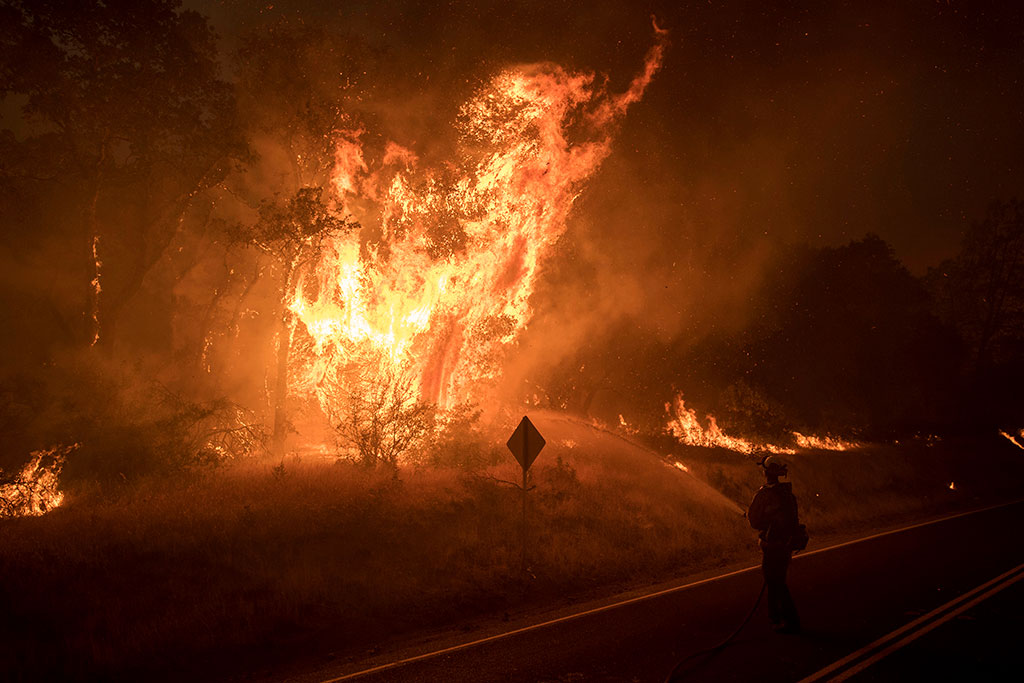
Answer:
(800, 562, 1024, 682)
(317, 498, 1024, 683)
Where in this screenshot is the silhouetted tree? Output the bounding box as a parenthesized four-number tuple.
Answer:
(0, 0, 244, 348)
(930, 199, 1024, 372)
(670, 236, 962, 437)
(752, 236, 961, 434)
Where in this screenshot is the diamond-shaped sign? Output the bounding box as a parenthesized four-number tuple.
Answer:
(507, 415, 546, 471)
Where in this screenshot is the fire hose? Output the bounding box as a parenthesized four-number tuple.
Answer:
(662, 579, 767, 683)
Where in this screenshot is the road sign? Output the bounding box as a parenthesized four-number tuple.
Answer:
(507, 416, 546, 471)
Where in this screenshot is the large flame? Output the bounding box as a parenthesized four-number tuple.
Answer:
(288, 26, 667, 416)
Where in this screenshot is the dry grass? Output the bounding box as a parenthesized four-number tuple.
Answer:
(0, 418, 751, 682)
(663, 435, 1024, 535)
(2, 416, 1021, 682)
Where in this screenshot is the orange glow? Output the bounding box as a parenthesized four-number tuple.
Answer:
(0, 445, 73, 518)
(287, 28, 668, 419)
(999, 429, 1024, 450)
(665, 394, 786, 454)
(665, 393, 862, 455)
(791, 432, 860, 451)
(619, 414, 639, 435)
(89, 235, 102, 346)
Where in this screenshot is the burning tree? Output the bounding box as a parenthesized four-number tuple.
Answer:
(280, 22, 670, 433)
(213, 21, 368, 450)
(231, 187, 354, 451)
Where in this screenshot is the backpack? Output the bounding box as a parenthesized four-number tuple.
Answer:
(790, 523, 809, 552)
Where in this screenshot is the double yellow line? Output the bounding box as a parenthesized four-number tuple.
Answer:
(799, 560, 1024, 682)
(313, 500, 1023, 683)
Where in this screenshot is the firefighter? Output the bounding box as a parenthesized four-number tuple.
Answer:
(747, 456, 802, 634)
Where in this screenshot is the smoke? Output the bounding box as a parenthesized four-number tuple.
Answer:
(5, 0, 1022, 453)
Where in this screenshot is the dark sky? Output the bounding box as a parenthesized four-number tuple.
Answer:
(194, 0, 1024, 275)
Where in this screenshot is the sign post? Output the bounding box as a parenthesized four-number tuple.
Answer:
(506, 415, 546, 573)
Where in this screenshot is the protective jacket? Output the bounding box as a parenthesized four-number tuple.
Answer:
(748, 481, 799, 550)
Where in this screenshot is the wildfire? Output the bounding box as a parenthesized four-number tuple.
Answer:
(791, 432, 860, 451)
(664, 393, 860, 455)
(0, 445, 74, 519)
(287, 24, 668, 417)
(665, 394, 797, 455)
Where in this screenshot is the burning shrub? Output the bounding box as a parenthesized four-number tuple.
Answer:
(328, 355, 435, 476)
(0, 445, 74, 518)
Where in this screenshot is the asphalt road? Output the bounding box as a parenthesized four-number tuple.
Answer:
(282, 500, 1024, 683)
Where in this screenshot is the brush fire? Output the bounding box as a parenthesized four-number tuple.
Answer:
(2, 3, 1024, 682)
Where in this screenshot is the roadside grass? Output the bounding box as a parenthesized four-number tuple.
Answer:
(2, 417, 1022, 683)
(659, 434, 1024, 536)
(0, 421, 751, 683)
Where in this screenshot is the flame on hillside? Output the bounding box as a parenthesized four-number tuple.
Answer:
(665, 393, 860, 454)
(0, 445, 75, 518)
(792, 432, 860, 451)
(665, 394, 795, 454)
(287, 22, 668, 418)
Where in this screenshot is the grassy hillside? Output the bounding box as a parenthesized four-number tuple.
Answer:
(2, 413, 1022, 682)
(0, 413, 752, 682)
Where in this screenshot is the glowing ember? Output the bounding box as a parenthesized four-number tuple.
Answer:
(949, 481, 957, 490)
(792, 432, 860, 451)
(0, 445, 74, 519)
(89, 235, 102, 346)
(287, 25, 668, 419)
(619, 414, 639, 435)
(673, 461, 690, 473)
(999, 430, 1024, 450)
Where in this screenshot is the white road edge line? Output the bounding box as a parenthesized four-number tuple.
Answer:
(798, 561, 1024, 683)
(317, 498, 1024, 683)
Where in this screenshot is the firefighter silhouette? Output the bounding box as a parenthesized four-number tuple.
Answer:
(747, 456, 803, 634)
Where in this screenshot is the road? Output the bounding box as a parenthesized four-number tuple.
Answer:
(279, 500, 1024, 683)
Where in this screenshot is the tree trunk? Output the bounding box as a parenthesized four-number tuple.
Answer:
(272, 259, 298, 453)
(84, 139, 109, 347)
